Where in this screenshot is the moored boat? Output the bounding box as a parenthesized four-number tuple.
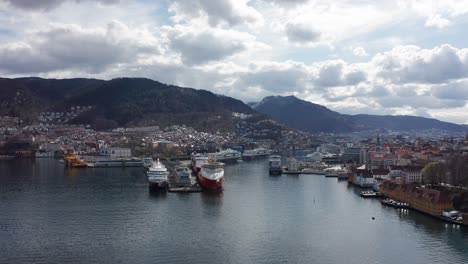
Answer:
(198, 159, 224, 192)
(242, 148, 272, 160)
(147, 159, 169, 191)
(191, 154, 209, 176)
(175, 165, 196, 187)
(208, 149, 241, 164)
(268, 155, 282, 174)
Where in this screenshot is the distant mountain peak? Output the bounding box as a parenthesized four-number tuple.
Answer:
(254, 95, 467, 133)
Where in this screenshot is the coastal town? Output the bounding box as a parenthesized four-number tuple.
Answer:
(1, 111, 468, 228)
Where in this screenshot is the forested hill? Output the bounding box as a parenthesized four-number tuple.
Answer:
(253, 95, 467, 133)
(0, 77, 254, 131)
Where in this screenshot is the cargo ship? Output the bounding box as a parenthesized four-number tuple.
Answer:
(198, 159, 224, 192)
(147, 159, 169, 191)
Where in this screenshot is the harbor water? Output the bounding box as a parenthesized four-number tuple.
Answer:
(0, 159, 467, 264)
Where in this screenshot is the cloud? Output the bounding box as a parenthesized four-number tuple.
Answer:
(425, 14, 451, 28)
(168, 0, 262, 27)
(165, 24, 267, 65)
(314, 60, 366, 88)
(432, 80, 468, 100)
(3, 0, 120, 11)
(261, 0, 309, 7)
(373, 44, 468, 84)
(352, 46, 368, 57)
(285, 23, 321, 44)
(0, 21, 159, 74)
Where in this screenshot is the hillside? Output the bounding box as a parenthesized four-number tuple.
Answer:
(0, 77, 255, 131)
(253, 95, 467, 133)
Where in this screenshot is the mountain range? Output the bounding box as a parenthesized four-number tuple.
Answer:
(253, 96, 467, 133)
(0, 77, 466, 133)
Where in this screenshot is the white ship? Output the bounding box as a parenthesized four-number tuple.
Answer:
(147, 159, 169, 190)
(242, 148, 272, 160)
(208, 149, 241, 164)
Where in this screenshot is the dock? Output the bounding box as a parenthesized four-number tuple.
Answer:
(168, 186, 201, 193)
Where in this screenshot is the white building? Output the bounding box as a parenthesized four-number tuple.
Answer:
(100, 147, 132, 159)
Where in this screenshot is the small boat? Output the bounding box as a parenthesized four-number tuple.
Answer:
(360, 191, 381, 198)
(381, 198, 409, 209)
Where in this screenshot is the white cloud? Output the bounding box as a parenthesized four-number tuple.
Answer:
(0, 21, 159, 74)
(352, 46, 368, 57)
(168, 0, 262, 27)
(372, 44, 468, 84)
(425, 14, 451, 28)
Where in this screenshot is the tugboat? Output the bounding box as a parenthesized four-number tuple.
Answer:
(198, 159, 224, 192)
(147, 159, 169, 191)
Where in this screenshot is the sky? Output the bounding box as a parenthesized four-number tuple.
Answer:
(0, 0, 468, 124)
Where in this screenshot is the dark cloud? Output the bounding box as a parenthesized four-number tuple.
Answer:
(166, 27, 251, 65)
(314, 61, 366, 88)
(4, 0, 120, 11)
(285, 23, 321, 44)
(432, 80, 468, 100)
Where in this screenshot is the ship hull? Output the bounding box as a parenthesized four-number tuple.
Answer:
(269, 168, 282, 175)
(216, 157, 239, 164)
(149, 181, 168, 192)
(198, 174, 223, 192)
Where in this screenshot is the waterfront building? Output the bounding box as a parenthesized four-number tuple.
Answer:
(354, 169, 374, 188)
(100, 147, 132, 159)
(380, 181, 453, 216)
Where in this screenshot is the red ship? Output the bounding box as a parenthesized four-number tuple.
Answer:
(191, 155, 209, 175)
(198, 160, 224, 192)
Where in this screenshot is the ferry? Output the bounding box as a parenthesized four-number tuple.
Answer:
(268, 155, 282, 174)
(198, 159, 224, 192)
(208, 149, 241, 164)
(88, 158, 143, 168)
(242, 148, 272, 160)
(147, 159, 169, 191)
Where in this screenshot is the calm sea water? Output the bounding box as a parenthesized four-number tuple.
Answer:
(0, 159, 467, 264)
